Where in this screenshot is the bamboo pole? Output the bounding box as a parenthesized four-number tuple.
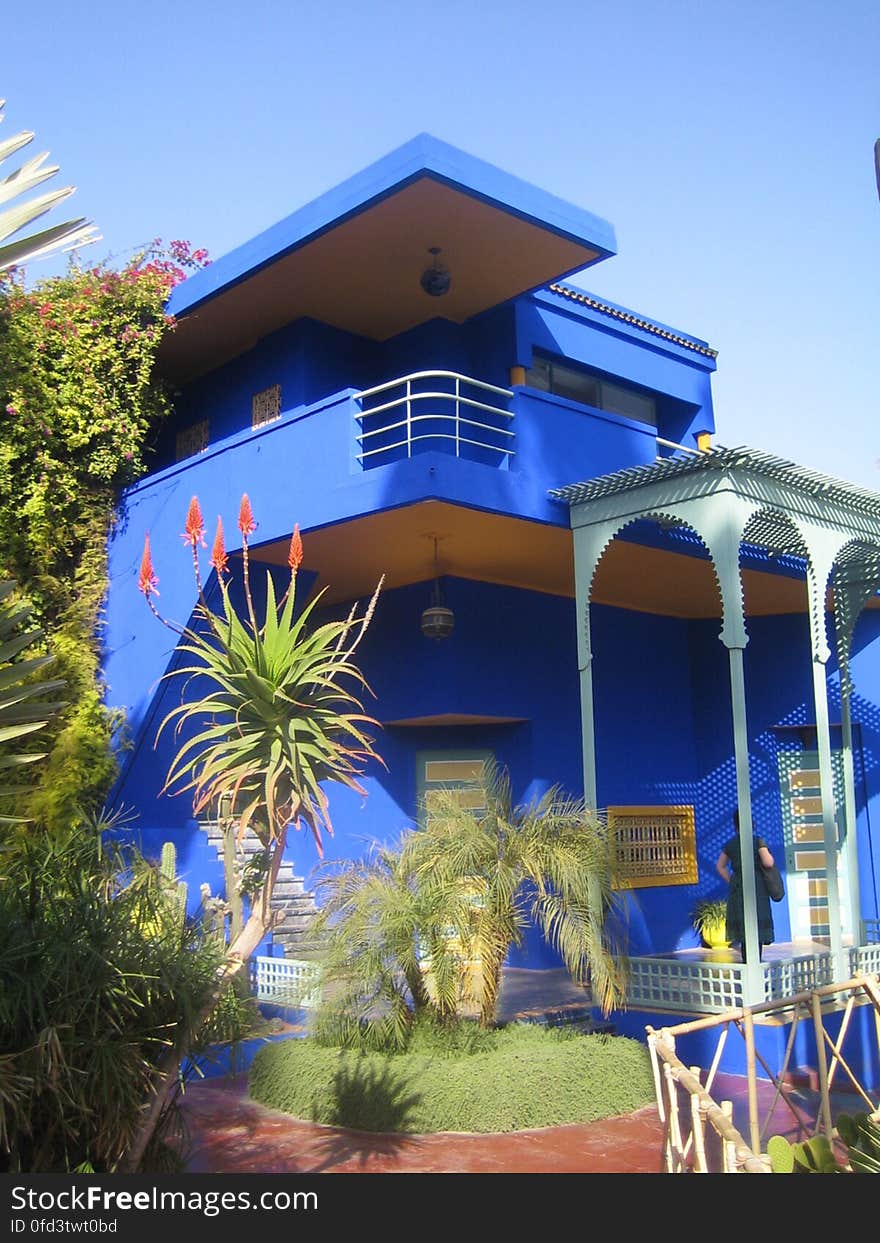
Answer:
(825, 994, 856, 1092)
(811, 989, 834, 1141)
(817, 1022, 877, 1112)
(651, 1038, 771, 1172)
(703, 1021, 729, 1097)
(657, 973, 877, 1037)
(663, 1062, 683, 1172)
(647, 1031, 667, 1125)
(690, 1066, 708, 1173)
(859, 972, 880, 1017)
(742, 1007, 761, 1155)
(721, 1101, 736, 1172)
(760, 1012, 807, 1146)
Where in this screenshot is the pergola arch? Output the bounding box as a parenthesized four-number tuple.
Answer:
(552, 447, 880, 995)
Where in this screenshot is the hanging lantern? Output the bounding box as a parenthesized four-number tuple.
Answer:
(420, 246, 451, 297)
(421, 536, 454, 640)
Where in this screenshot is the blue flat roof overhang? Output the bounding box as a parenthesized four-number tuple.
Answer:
(160, 134, 617, 382)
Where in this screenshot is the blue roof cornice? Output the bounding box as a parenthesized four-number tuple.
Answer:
(167, 134, 618, 319)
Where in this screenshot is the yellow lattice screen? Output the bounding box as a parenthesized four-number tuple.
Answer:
(607, 805, 697, 889)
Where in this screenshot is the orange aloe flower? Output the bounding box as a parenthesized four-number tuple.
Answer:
(287, 523, 303, 572)
(138, 533, 159, 597)
(182, 496, 206, 547)
(238, 493, 257, 536)
(211, 516, 229, 577)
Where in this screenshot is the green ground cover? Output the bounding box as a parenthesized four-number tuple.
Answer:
(248, 1021, 655, 1134)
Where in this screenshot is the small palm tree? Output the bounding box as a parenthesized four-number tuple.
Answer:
(0, 99, 99, 273)
(310, 841, 479, 1048)
(402, 762, 626, 1025)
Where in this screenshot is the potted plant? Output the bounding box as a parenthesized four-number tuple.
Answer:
(691, 897, 730, 949)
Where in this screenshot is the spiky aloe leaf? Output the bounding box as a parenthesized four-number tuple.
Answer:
(0, 581, 65, 824)
(156, 567, 383, 856)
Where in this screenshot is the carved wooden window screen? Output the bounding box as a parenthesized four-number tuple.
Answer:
(175, 419, 209, 461)
(607, 805, 697, 889)
(252, 384, 281, 429)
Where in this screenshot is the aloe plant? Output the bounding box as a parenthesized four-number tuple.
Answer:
(126, 495, 383, 1169)
(153, 499, 381, 859)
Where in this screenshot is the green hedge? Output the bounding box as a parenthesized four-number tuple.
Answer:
(249, 1024, 655, 1134)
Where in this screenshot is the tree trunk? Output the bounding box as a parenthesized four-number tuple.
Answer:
(479, 953, 505, 1028)
(120, 827, 288, 1173)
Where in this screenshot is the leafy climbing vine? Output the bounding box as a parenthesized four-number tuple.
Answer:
(0, 240, 208, 828)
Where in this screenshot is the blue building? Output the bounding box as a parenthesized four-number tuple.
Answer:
(105, 136, 880, 1075)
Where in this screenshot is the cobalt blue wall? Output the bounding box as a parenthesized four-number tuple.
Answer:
(158, 317, 378, 468)
(514, 290, 716, 447)
(159, 286, 716, 476)
(114, 570, 776, 965)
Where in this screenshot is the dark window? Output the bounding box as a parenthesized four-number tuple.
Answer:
(525, 354, 657, 427)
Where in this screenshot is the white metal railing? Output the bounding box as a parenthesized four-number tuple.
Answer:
(250, 956, 322, 1009)
(354, 371, 514, 467)
(852, 941, 880, 976)
(622, 951, 838, 1015)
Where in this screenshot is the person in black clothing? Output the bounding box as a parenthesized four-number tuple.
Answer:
(716, 810, 775, 962)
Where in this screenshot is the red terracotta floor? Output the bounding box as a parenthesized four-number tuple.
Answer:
(177, 1069, 849, 1175)
(178, 1072, 668, 1174)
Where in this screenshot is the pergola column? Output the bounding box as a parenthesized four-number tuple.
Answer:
(839, 684, 862, 941)
(804, 539, 848, 979)
(832, 557, 880, 947)
(664, 493, 765, 1000)
(572, 524, 616, 810)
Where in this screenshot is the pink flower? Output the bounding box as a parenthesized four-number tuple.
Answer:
(138, 534, 159, 598)
(210, 517, 229, 577)
(182, 496, 207, 548)
(238, 494, 257, 536)
(287, 524, 303, 572)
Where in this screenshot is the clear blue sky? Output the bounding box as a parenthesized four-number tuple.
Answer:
(4, 0, 878, 486)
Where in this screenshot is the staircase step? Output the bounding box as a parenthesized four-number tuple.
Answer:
(199, 817, 317, 958)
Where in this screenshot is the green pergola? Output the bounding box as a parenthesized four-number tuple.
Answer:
(552, 445, 880, 1000)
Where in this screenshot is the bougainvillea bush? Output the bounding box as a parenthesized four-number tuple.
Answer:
(0, 241, 208, 828)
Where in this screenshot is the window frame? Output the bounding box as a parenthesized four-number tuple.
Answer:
(416, 749, 493, 829)
(525, 352, 658, 428)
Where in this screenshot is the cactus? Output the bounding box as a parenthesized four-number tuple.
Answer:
(768, 1133, 842, 1173)
(199, 881, 230, 947)
(769, 1113, 880, 1174)
(158, 841, 187, 925)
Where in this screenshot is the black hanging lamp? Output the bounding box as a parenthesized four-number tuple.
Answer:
(421, 536, 455, 641)
(420, 246, 451, 297)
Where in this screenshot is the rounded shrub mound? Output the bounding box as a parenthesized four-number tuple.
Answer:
(248, 1022, 655, 1134)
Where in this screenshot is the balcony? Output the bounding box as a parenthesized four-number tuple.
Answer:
(355, 371, 514, 469)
